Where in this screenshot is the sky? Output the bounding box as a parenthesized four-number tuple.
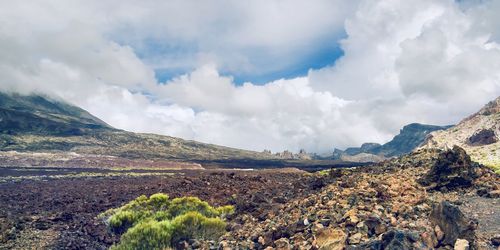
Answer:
(1, 0, 500, 153)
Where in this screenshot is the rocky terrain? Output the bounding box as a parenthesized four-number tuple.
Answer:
(216, 147, 499, 250)
(333, 123, 451, 163)
(421, 97, 500, 172)
(0, 147, 498, 249)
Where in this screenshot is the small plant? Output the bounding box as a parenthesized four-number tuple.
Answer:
(99, 193, 234, 249)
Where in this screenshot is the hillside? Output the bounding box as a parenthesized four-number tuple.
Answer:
(333, 123, 451, 162)
(421, 96, 500, 171)
(0, 92, 279, 165)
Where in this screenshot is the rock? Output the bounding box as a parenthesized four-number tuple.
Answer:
(487, 189, 500, 198)
(364, 215, 386, 236)
(349, 233, 362, 245)
(454, 239, 469, 250)
(310, 178, 326, 190)
(303, 218, 310, 226)
(467, 129, 498, 146)
(491, 234, 500, 246)
(274, 238, 291, 250)
(381, 230, 423, 249)
(434, 225, 444, 242)
(421, 231, 438, 248)
(348, 230, 424, 250)
(429, 201, 477, 246)
(418, 146, 478, 190)
(315, 228, 346, 250)
(258, 236, 266, 246)
(312, 223, 324, 233)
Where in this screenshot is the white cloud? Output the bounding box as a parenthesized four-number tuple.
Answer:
(0, 0, 499, 154)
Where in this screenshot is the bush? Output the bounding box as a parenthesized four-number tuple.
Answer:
(170, 211, 227, 243)
(99, 193, 234, 249)
(111, 220, 173, 250)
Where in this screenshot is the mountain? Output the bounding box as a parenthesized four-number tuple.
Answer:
(0, 92, 278, 164)
(420, 96, 500, 172)
(0, 92, 112, 136)
(333, 123, 452, 162)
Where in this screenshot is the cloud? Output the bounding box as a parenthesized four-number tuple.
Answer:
(0, 0, 499, 154)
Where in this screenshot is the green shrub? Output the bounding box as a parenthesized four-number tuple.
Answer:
(99, 193, 234, 249)
(111, 220, 173, 250)
(166, 197, 220, 218)
(170, 211, 226, 243)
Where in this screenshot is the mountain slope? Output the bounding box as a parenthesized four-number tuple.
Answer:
(334, 123, 451, 161)
(0, 92, 113, 136)
(0, 92, 276, 162)
(420, 96, 500, 171)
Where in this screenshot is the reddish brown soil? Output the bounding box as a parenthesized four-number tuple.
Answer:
(0, 169, 319, 249)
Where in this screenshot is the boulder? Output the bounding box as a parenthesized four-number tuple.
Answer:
(418, 146, 478, 190)
(467, 129, 498, 146)
(429, 201, 477, 246)
(346, 230, 424, 250)
(381, 230, 423, 249)
(315, 228, 346, 250)
(454, 239, 469, 250)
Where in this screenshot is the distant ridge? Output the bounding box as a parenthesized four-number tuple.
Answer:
(0, 92, 276, 162)
(333, 123, 452, 162)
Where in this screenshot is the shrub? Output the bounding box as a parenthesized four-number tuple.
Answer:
(170, 211, 227, 243)
(99, 193, 234, 249)
(111, 220, 173, 250)
(166, 197, 220, 218)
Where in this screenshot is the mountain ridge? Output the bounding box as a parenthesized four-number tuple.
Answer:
(333, 123, 451, 162)
(0, 92, 276, 162)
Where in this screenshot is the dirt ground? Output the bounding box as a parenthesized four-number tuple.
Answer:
(0, 168, 317, 249)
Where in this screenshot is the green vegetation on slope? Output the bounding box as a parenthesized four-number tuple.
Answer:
(99, 193, 234, 250)
(0, 92, 277, 162)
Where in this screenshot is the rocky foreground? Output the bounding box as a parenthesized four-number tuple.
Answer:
(215, 147, 499, 250)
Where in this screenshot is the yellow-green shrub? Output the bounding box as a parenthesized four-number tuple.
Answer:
(111, 220, 173, 250)
(99, 193, 234, 249)
(170, 211, 227, 243)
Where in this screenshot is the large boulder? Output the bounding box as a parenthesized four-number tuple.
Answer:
(467, 128, 498, 146)
(346, 230, 425, 250)
(429, 201, 477, 247)
(418, 146, 478, 191)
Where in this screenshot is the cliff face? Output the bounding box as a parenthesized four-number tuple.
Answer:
(420, 97, 500, 172)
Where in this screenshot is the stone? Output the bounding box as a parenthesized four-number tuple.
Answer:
(364, 215, 386, 236)
(487, 189, 500, 199)
(454, 239, 469, 250)
(491, 234, 500, 246)
(258, 236, 266, 246)
(429, 201, 477, 246)
(389, 215, 397, 226)
(418, 146, 478, 190)
(315, 228, 346, 250)
(467, 129, 498, 146)
(312, 223, 324, 233)
(274, 238, 291, 250)
(421, 231, 438, 248)
(303, 218, 310, 226)
(434, 225, 444, 242)
(381, 230, 423, 249)
(349, 233, 362, 245)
